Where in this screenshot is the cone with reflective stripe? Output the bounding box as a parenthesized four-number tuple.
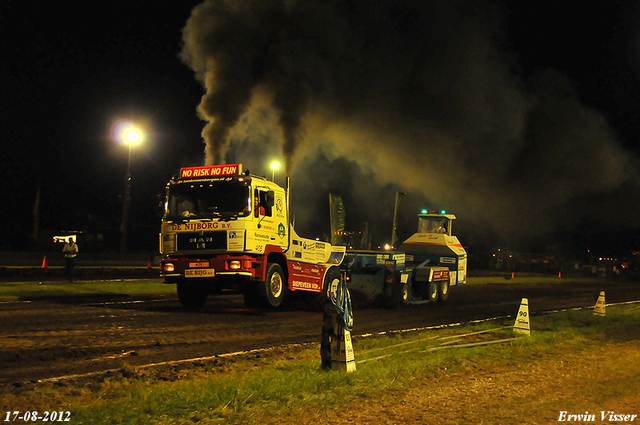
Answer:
(593, 291, 606, 316)
(513, 298, 530, 336)
(332, 324, 356, 372)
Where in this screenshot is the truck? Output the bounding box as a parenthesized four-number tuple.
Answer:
(342, 210, 467, 306)
(159, 164, 346, 309)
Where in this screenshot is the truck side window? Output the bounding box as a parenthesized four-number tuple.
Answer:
(254, 189, 274, 217)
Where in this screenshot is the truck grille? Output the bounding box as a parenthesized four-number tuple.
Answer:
(177, 231, 227, 251)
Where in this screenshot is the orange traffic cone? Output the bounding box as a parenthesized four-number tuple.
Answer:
(41, 255, 47, 268)
(511, 272, 515, 279)
(147, 258, 152, 269)
(558, 271, 562, 278)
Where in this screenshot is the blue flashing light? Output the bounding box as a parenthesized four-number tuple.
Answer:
(440, 210, 446, 214)
(421, 209, 428, 214)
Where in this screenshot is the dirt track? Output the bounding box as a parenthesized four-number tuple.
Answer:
(1, 277, 639, 386)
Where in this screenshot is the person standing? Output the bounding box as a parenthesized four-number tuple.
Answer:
(62, 237, 78, 282)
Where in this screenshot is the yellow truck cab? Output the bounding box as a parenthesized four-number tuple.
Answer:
(160, 164, 345, 309)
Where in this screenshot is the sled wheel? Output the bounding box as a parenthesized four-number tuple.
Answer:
(427, 280, 439, 303)
(438, 279, 450, 302)
(390, 272, 409, 308)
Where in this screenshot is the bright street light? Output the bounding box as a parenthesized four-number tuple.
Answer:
(125, 129, 140, 143)
(271, 161, 280, 182)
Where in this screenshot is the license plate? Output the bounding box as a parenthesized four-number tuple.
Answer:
(185, 268, 215, 277)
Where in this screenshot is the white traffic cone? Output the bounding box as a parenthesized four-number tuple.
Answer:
(513, 298, 531, 336)
(593, 291, 606, 316)
(332, 324, 356, 372)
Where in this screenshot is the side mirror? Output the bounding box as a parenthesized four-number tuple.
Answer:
(157, 192, 166, 217)
(266, 191, 275, 207)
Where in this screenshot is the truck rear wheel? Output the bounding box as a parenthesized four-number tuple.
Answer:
(259, 262, 288, 308)
(311, 267, 340, 311)
(438, 279, 450, 302)
(177, 280, 207, 309)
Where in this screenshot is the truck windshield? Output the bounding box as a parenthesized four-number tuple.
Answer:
(418, 217, 449, 234)
(165, 180, 251, 221)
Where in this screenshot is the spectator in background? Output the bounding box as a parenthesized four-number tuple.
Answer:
(63, 237, 78, 282)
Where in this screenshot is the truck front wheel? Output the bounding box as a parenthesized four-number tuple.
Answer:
(259, 263, 288, 308)
(177, 280, 208, 309)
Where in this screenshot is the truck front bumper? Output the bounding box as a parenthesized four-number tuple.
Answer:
(160, 255, 264, 281)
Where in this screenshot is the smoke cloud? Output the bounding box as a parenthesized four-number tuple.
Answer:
(181, 0, 639, 246)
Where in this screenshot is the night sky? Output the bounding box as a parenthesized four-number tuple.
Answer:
(2, 1, 640, 258)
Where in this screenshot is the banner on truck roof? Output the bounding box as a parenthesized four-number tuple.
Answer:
(180, 164, 242, 179)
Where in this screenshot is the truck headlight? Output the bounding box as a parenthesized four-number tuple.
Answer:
(163, 263, 175, 272)
(228, 260, 241, 270)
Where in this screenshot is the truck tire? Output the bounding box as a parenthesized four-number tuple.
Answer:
(392, 282, 409, 307)
(308, 267, 340, 311)
(325, 267, 342, 300)
(438, 279, 450, 302)
(177, 280, 207, 309)
(427, 280, 439, 303)
(389, 272, 408, 308)
(259, 262, 288, 308)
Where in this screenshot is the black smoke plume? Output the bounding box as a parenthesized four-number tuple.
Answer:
(181, 0, 639, 247)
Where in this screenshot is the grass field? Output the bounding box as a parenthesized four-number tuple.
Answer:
(0, 279, 172, 301)
(0, 274, 610, 301)
(2, 301, 639, 424)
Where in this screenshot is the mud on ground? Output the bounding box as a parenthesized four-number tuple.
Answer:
(1, 276, 639, 390)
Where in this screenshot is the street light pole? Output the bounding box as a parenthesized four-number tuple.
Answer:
(390, 191, 406, 247)
(120, 142, 133, 254)
(271, 161, 280, 182)
(120, 129, 140, 254)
